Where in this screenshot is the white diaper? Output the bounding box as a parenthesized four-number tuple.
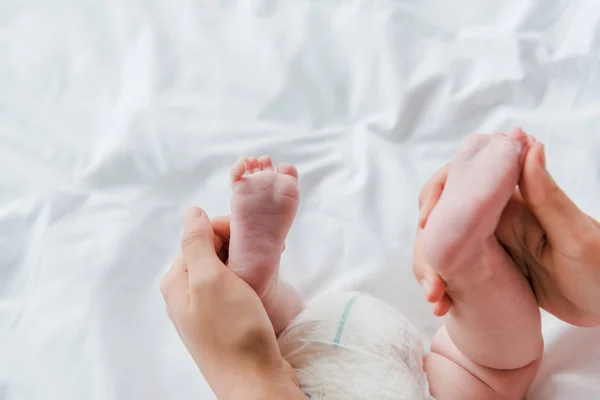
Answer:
(278, 292, 434, 400)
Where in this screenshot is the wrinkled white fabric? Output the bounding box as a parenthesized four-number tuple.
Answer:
(2, 1, 600, 400)
(279, 292, 433, 400)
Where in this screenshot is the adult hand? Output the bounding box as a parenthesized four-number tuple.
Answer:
(496, 141, 600, 327)
(160, 207, 302, 399)
(415, 132, 600, 327)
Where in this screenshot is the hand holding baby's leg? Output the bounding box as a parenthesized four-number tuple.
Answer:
(421, 129, 542, 369)
(420, 135, 600, 328)
(421, 130, 542, 400)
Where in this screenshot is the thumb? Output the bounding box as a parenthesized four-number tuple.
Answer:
(418, 163, 450, 229)
(413, 230, 447, 303)
(181, 207, 224, 284)
(519, 143, 593, 249)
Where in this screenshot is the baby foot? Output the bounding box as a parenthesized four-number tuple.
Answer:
(228, 156, 299, 299)
(422, 129, 532, 285)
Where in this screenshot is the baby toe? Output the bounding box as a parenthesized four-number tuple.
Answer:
(247, 156, 260, 173)
(230, 157, 249, 182)
(259, 155, 274, 171)
(277, 163, 299, 180)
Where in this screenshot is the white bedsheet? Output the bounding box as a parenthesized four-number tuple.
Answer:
(1, 1, 600, 399)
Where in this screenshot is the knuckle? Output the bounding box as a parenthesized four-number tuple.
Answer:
(576, 234, 600, 261)
(180, 225, 210, 252)
(180, 231, 199, 252)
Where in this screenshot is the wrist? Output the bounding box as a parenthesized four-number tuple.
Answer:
(233, 375, 302, 400)
(210, 359, 306, 400)
(218, 363, 304, 400)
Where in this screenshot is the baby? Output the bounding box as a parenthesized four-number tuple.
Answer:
(224, 129, 542, 399)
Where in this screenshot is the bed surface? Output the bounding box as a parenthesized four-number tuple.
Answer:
(1, 1, 600, 399)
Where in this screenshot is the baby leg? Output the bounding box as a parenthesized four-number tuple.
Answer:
(228, 156, 304, 334)
(421, 131, 543, 398)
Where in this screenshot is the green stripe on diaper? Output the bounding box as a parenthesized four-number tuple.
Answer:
(333, 295, 358, 347)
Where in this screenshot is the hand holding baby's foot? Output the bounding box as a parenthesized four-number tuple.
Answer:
(496, 142, 600, 327)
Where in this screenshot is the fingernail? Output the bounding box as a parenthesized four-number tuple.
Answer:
(184, 207, 202, 220)
(420, 279, 431, 296)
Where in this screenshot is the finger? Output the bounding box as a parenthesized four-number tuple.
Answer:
(432, 295, 452, 317)
(418, 163, 449, 211)
(495, 190, 531, 254)
(506, 126, 532, 165)
(181, 207, 226, 287)
(413, 230, 447, 303)
(211, 215, 231, 252)
(160, 252, 189, 307)
(414, 254, 447, 303)
(519, 142, 597, 252)
(418, 163, 450, 229)
(421, 272, 447, 303)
